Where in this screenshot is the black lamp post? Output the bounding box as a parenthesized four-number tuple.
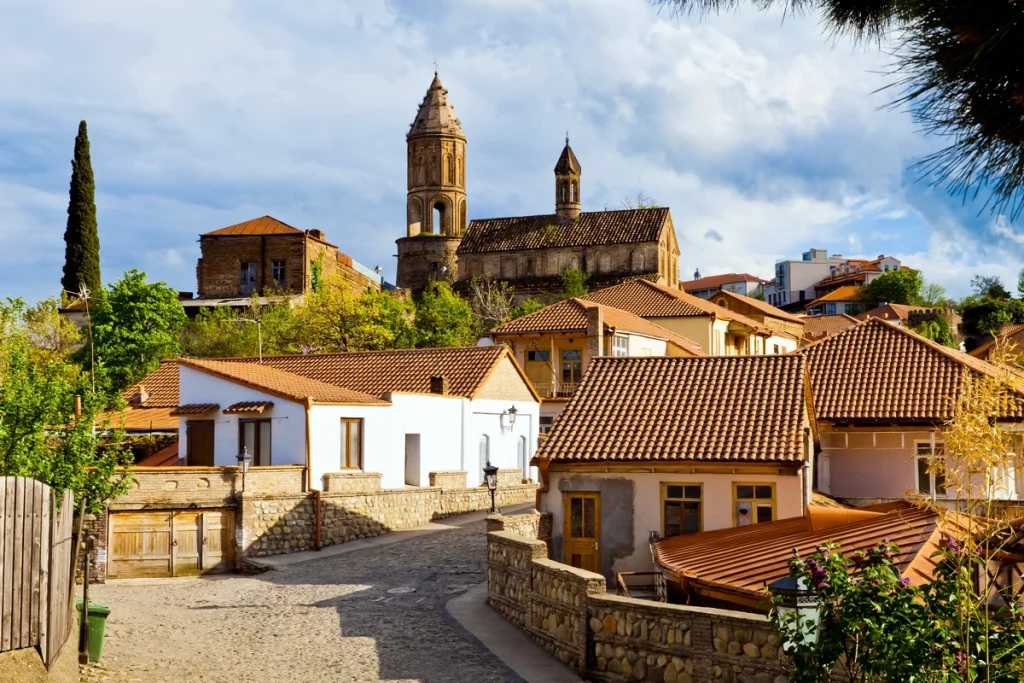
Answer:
(483, 461, 499, 514)
(237, 447, 253, 493)
(767, 574, 821, 652)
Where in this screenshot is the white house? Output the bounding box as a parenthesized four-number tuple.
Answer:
(174, 346, 541, 490)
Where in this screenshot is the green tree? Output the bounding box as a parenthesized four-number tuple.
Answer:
(296, 279, 413, 352)
(971, 274, 1011, 300)
(61, 121, 102, 297)
(22, 297, 81, 367)
(0, 299, 132, 513)
(77, 270, 188, 392)
(414, 281, 477, 348)
(863, 269, 923, 306)
(653, 0, 1024, 217)
(510, 298, 545, 320)
(180, 296, 300, 358)
(912, 314, 957, 348)
(560, 268, 591, 299)
(916, 280, 948, 307)
(1018, 267, 1024, 299)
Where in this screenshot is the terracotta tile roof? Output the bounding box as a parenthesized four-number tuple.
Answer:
(137, 441, 181, 467)
(170, 404, 219, 416)
(490, 298, 703, 356)
(536, 355, 810, 464)
(800, 314, 859, 341)
(681, 273, 766, 291)
(458, 208, 668, 254)
(710, 290, 805, 324)
(652, 506, 945, 607)
(223, 401, 274, 414)
(581, 279, 767, 332)
(101, 407, 179, 432)
(122, 361, 180, 408)
(202, 215, 304, 237)
(969, 324, 1024, 359)
(181, 359, 388, 405)
(800, 317, 1024, 421)
(806, 285, 864, 306)
(226, 346, 524, 400)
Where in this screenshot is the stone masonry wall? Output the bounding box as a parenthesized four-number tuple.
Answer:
(322, 471, 382, 493)
(429, 471, 467, 489)
(110, 466, 305, 510)
(487, 515, 799, 683)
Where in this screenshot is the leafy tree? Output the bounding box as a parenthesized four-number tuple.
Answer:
(978, 308, 1014, 337)
(413, 281, 477, 348)
(863, 269, 923, 305)
(180, 296, 300, 358)
(0, 299, 132, 513)
(916, 280, 948, 307)
(1017, 266, 1024, 299)
(310, 254, 325, 294)
(22, 297, 81, 367)
(295, 279, 413, 352)
(620, 191, 659, 210)
(912, 314, 957, 348)
(511, 298, 545, 320)
(560, 268, 591, 299)
(468, 277, 546, 333)
(76, 270, 188, 392)
(971, 274, 1011, 300)
(61, 121, 102, 297)
(960, 298, 1024, 337)
(652, 0, 1024, 218)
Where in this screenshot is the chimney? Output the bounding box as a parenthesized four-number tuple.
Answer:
(307, 229, 325, 241)
(429, 376, 448, 396)
(129, 385, 149, 406)
(586, 304, 604, 359)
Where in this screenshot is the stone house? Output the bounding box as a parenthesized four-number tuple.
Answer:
(580, 279, 784, 356)
(801, 317, 1024, 506)
(489, 297, 703, 430)
(532, 355, 815, 582)
(175, 345, 540, 489)
(706, 289, 804, 353)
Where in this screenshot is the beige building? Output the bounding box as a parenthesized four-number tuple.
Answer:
(707, 289, 804, 353)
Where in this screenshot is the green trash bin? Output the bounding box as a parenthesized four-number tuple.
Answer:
(75, 599, 111, 662)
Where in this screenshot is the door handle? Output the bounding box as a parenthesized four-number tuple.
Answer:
(173, 539, 178, 547)
(203, 537, 208, 546)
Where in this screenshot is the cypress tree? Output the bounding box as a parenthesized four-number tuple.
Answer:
(61, 120, 102, 297)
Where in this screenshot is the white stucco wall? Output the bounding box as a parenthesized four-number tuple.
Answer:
(765, 334, 798, 354)
(465, 397, 539, 486)
(308, 402, 393, 488)
(623, 333, 667, 357)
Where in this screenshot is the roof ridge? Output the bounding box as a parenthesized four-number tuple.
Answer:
(187, 345, 502, 363)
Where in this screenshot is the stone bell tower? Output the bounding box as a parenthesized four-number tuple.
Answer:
(396, 70, 467, 291)
(555, 136, 581, 219)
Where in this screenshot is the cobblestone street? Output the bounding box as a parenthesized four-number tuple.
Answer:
(85, 515, 524, 683)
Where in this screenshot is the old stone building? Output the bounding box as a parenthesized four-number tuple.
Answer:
(396, 73, 681, 298)
(195, 215, 379, 301)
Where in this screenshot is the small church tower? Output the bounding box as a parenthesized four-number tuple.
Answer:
(554, 136, 581, 219)
(396, 70, 467, 291)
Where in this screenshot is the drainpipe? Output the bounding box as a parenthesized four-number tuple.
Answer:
(305, 398, 322, 550)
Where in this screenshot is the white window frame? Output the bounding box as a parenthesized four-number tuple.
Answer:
(612, 335, 628, 357)
(915, 438, 947, 498)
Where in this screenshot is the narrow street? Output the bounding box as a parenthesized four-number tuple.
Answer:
(84, 514, 524, 683)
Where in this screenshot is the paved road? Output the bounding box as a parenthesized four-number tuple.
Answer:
(86, 516, 524, 683)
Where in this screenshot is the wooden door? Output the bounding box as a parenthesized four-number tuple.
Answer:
(186, 420, 215, 467)
(108, 511, 173, 579)
(172, 511, 203, 576)
(200, 510, 235, 573)
(564, 492, 601, 573)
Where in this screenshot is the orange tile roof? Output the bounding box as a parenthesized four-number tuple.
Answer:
(137, 440, 181, 467)
(653, 506, 945, 607)
(581, 279, 768, 332)
(458, 208, 668, 253)
(101, 406, 179, 432)
(490, 298, 703, 355)
(710, 290, 805, 324)
(181, 359, 388, 405)
(122, 361, 180, 408)
(223, 401, 274, 414)
(536, 355, 810, 464)
(969, 324, 1024, 359)
(800, 314, 859, 341)
(806, 285, 864, 306)
(170, 403, 219, 416)
(202, 215, 304, 237)
(681, 273, 767, 291)
(224, 346, 529, 400)
(800, 317, 1024, 421)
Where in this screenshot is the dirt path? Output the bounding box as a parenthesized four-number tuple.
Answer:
(86, 517, 521, 683)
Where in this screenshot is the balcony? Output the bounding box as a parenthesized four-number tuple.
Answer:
(532, 382, 579, 399)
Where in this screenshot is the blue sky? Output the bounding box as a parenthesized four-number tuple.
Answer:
(1, 0, 1022, 303)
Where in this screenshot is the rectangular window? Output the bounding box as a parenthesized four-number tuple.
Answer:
(271, 260, 286, 287)
(734, 483, 775, 527)
(613, 336, 628, 357)
(642, 348, 652, 356)
(915, 441, 947, 496)
(773, 344, 780, 354)
(826, 303, 837, 315)
(527, 350, 550, 362)
(539, 416, 554, 434)
(238, 419, 271, 466)
(662, 483, 702, 537)
(341, 418, 363, 469)
(561, 349, 582, 384)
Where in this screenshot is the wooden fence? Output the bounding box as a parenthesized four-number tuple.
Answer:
(0, 477, 76, 668)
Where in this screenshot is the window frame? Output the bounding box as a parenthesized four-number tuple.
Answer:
(271, 259, 286, 288)
(732, 482, 776, 527)
(340, 418, 363, 469)
(238, 418, 272, 466)
(661, 482, 703, 538)
(914, 439, 947, 497)
(612, 335, 629, 357)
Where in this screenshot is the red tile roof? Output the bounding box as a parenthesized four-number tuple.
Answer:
(181, 359, 388, 405)
(122, 361, 180, 407)
(806, 285, 864, 306)
(800, 314, 859, 341)
(202, 215, 304, 237)
(223, 401, 275, 414)
(710, 290, 805, 324)
(458, 208, 669, 253)
(170, 404, 219, 416)
(536, 355, 810, 464)
(681, 273, 766, 291)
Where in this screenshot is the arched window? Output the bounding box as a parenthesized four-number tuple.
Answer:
(518, 436, 528, 480)
(433, 200, 447, 235)
(526, 258, 534, 276)
(598, 253, 611, 273)
(560, 182, 567, 203)
(630, 250, 644, 272)
(570, 181, 577, 202)
(479, 435, 490, 475)
(446, 154, 455, 185)
(569, 255, 579, 271)
(459, 200, 467, 234)
(416, 157, 426, 185)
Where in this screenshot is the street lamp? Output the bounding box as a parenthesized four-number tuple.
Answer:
(237, 447, 253, 493)
(767, 574, 820, 651)
(500, 405, 518, 434)
(482, 461, 499, 514)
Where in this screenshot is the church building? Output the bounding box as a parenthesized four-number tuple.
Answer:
(396, 72, 681, 300)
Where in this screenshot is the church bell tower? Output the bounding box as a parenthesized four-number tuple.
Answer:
(555, 136, 581, 219)
(396, 70, 467, 291)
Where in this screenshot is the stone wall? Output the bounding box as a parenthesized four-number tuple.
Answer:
(486, 515, 798, 683)
(111, 465, 305, 510)
(430, 471, 467, 489)
(322, 471, 382, 493)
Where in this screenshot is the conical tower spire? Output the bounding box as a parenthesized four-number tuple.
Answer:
(555, 136, 581, 219)
(408, 72, 465, 139)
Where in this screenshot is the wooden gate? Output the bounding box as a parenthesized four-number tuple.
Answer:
(107, 509, 235, 579)
(0, 477, 75, 668)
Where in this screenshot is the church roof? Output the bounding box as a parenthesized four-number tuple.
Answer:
(457, 208, 669, 254)
(408, 73, 465, 139)
(203, 216, 303, 237)
(554, 140, 580, 174)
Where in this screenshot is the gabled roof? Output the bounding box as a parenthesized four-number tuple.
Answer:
(458, 208, 668, 254)
(224, 346, 534, 401)
(710, 290, 805, 324)
(408, 73, 465, 139)
(681, 273, 766, 291)
(180, 359, 388, 405)
(490, 298, 703, 356)
(202, 216, 304, 237)
(536, 355, 810, 464)
(799, 317, 1024, 422)
(581, 279, 767, 332)
(806, 285, 863, 306)
(122, 361, 180, 407)
(800, 314, 859, 341)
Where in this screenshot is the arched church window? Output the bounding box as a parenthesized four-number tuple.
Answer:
(560, 182, 567, 203)
(570, 181, 577, 202)
(446, 154, 455, 185)
(433, 200, 448, 235)
(526, 259, 534, 276)
(459, 200, 467, 234)
(416, 157, 426, 185)
(630, 250, 644, 272)
(570, 256, 579, 271)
